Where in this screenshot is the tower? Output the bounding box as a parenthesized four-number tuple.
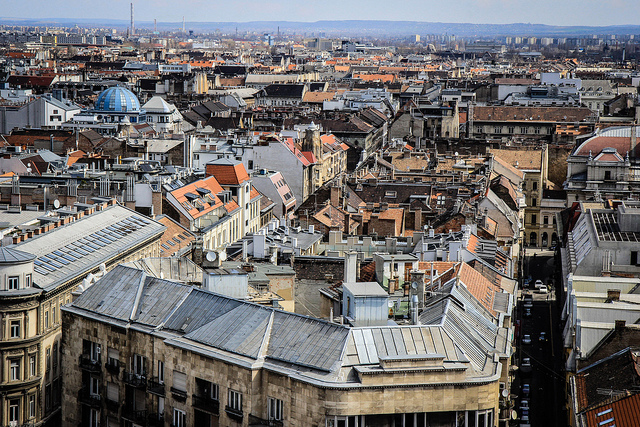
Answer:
(182, 16, 185, 33)
(130, 2, 134, 37)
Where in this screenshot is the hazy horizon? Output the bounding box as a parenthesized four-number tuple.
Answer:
(2, 0, 639, 27)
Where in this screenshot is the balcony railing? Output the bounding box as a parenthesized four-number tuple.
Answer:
(147, 377, 165, 396)
(78, 388, 101, 408)
(122, 406, 147, 425)
(106, 397, 120, 413)
(248, 414, 284, 427)
(170, 387, 187, 402)
(123, 372, 147, 389)
(78, 354, 101, 373)
(225, 405, 244, 422)
(105, 358, 120, 375)
(147, 413, 164, 427)
(192, 394, 220, 415)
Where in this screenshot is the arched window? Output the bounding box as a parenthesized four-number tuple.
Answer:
(530, 232, 537, 247)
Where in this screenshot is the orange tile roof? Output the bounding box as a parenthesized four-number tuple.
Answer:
(250, 187, 261, 201)
(224, 199, 240, 213)
(169, 176, 224, 220)
(302, 91, 336, 103)
(157, 216, 196, 257)
(457, 262, 500, 316)
(205, 162, 250, 185)
(583, 392, 640, 427)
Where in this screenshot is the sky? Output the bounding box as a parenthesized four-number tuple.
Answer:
(2, 0, 640, 27)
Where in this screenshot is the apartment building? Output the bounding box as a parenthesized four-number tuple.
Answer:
(0, 202, 164, 427)
(61, 264, 508, 427)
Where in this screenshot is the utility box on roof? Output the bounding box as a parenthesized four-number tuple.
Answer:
(342, 281, 388, 327)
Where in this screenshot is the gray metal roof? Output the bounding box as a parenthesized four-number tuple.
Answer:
(14, 205, 166, 291)
(343, 282, 387, 297)
(0, 247, 36, 264)
(267, 311, 350, 372)
(68, 263, 505, 381)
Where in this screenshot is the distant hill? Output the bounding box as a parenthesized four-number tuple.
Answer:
(2, 17, 640, 37)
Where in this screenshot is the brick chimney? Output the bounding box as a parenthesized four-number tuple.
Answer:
(330, 185, 341, 207)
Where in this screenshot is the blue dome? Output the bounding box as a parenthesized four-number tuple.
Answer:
(94, 86, 141, 113)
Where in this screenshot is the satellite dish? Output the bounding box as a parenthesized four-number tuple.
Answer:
(502, 389, 509, 398)
(511, 410, 518, 420)
(411, 281, 418, 290)
(205, 251, 217, 262)
(219, 251, 227, 262)
(53, 199, 60, 209)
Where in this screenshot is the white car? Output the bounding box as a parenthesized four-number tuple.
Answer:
(523, 334, 532, 345)
(534, 280, 543, 289)
(538, 285, 549, 294)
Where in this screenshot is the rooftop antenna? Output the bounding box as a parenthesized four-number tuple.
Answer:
(130, 2, 134, 37)
(182, 16, 185, 33)
(154, 18, 157, 33)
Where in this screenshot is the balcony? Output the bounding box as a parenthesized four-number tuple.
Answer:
(78, 354, 101, 373)
(78, 388, 101, 408)
(248, 414, 284, 427)
(122, 406, 147, 425)
(192, 394, 220, 415)
(170, 387, 187, 402)
(105, 358, 120, 375)
(106, 397, 120, 413)
(147, 377, 165, 396)
(123, 372, 147, 389)
(147, 413, 164, 427)
(225, 406, 243, 423)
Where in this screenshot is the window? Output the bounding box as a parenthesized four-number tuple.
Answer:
(531, 214, 537, 225)
(508, 126, 515, 134)
(83, 340, 101, 362)
(107, 347, 119, 369)
(228, 389, 242, 412)
(543, 216, 549, 225)
(532, 181, 538, 191)
(133, 354, 146, 376)
(10, 320, 20, 338)
(195, 377, 219, 400)
(173, 408, 186, 427)
(28, 394, 35, 419)
(268, 397, 284, 421)
(632, 251, 638, 266)
(29, 355, 36, 377)
(531, 198, 537, 207)
(10, 359, 20, 381)
(52, 343, 58, 372)
(25, 274, 31, 288)
(90, 377, 100, 396)
(89, 408, 99, 427)
(46, 348, 51, 372)
(9, 399, 19, 424)
(52, 304, 56, 324)
(604, 170, 612, 180)
(44, 311, 49, 329)
(8, 276, 19, 290)
(107, 381, 119, 403)
(158, 360, 164, 384)
(248, 160, 254, 169)
(173, 370, 187, 392)
(493, 126, 502, 134)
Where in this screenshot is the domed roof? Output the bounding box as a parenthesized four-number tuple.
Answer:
(94, 86, 141, 113)
(0, 247, 36, 264)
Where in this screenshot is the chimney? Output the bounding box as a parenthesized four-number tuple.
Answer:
(607, 289, 621, 302)
(343, 252, 358, 283)
(330, 185, 341, 207)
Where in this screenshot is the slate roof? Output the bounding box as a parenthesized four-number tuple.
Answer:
(0, 247, 36, 264)
(262, 84, 306, 98)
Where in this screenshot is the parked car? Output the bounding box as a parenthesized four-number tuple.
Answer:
(523, 308, 532, 318)
(523, 296, 533, 308)
(521, 357, 532, 373)
(534, 279, 543, 289)
(520, 399, 530, 410)
(521, 409, 530, 422)
(523, 334, 532, 345)
(522, 383, 530, 396)
(538, 285, 549, 294)
(539, 332, 547, 342)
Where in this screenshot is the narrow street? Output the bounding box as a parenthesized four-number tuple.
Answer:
(512, 248, 566, 426)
